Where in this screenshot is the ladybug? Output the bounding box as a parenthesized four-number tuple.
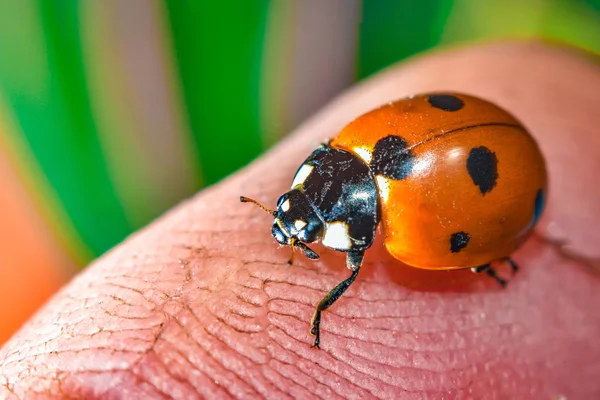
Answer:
(241, 93, 547, 348)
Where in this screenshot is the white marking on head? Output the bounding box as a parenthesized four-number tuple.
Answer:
(281, 199, 290, 212)
(322, 221, 352, 251)
(353, 146, 373, 164)
(375, 175, 391, 203)
(294, 219, 307, 231)
(291, 164, 314, 189)
(275, 218, 290, 236)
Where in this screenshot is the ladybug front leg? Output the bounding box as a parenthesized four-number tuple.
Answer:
(471, 264, 507, 287)
(310, 249, 364, 348)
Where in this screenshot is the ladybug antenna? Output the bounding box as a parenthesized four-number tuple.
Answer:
(240, 196, 275, 215)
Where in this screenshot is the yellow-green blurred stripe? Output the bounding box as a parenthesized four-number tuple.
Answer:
(163, 1, 270, 186)
(261, 1, 360, 146)
(80, 0, 201, 229)
(441, 0, 600, 52)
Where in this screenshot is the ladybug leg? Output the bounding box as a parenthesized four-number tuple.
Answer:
(310, 249, 364, 348)
(294, 241, 319, 260)
(471, 264, 490, 274)
(507, 258, 519, 272)
(287, 239, 297, 266)
(288, 239, 320, 266)
(471, 264, 507, 287)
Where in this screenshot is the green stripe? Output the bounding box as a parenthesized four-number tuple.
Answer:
(80, 0, 203, 231)
(259, 0, 294, 148)
(163, 1, 270, 185)
(0, 1, 131, 257)
(584, 0, 600, 12)
(358, 0, 454, 79)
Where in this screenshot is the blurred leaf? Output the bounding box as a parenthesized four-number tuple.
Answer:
(359, 0, 454, 78)
(163, 1, 270, 185)
(0, 1, 131, 257)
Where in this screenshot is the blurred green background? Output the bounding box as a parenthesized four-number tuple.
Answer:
(0, 0, 599, 344)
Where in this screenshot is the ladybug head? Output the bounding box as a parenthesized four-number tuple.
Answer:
(272, 190, 324, 245)
(240, 190, 321, 262)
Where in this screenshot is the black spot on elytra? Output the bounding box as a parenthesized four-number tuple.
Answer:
(428, 94, 464, 112)
(450, 231, 470, 253)
(466, 146, 498, 194)
(370, 136, 415, 180)
(532, 189, 544, 225)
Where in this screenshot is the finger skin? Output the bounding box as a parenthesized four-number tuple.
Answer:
(1, 41, 600, 399)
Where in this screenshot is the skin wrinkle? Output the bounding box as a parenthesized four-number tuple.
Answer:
(8, 251, 195, 396)
(267, 358, 342, 400)
(133, 327, 191, 388)
(129, 360, 175, 399)
(182, 305, 273, 398)
(130, 351, 199, 399)
(1, 41, 600, 399)
(266, 327, 376, 400)
(324, 338, 465, 396)
(333, 344, 485, 392)
(149, 326, 215, 392)
(344, 343, 481, 375)
(266, 363, 323, 399)
(198, 326, 282, 398)
(201, 307, 267, 363)
(101, 319, 200, 397)
(260, 366, 303, 400)
(267, 298, 516, 351)
(268, 315, 397, 398)
(266, 338, 357, 399)
(172, 325, 244, 397)
(158, 315, 238, 399)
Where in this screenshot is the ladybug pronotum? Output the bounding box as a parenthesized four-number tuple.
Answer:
(241, 93, 547, 348)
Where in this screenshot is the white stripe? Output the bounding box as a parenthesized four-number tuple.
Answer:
(291, 164, 314, 188)
(353, 146, 373, 164)
(375, 176, 391, 203)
